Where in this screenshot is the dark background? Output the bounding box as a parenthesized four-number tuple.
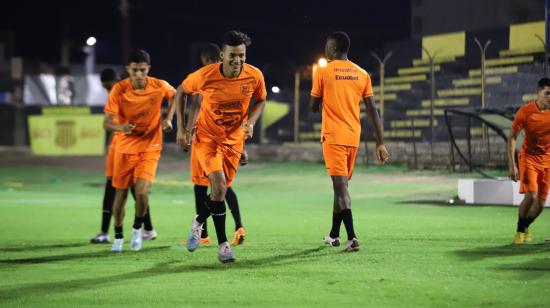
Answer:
(1, 0, 412, 87)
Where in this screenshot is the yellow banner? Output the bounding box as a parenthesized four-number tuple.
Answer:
(42, 106, 91, 115)
(509, 21, 545, 51)
(28, 115, 105, 156)
(422, 31, 465, 59)
(260, 100, 289, 143)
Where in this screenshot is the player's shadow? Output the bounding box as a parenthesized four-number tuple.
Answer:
(399, 200, 512, 208)
(399, 200, 451, 206)
(173, 245, 328, 271)
(453, 243, 550, 261)
(0, 246, 329, 301)
(0, 245, 171, 265)
(496, 256, 550, 278)
(0, 242, 88, 253)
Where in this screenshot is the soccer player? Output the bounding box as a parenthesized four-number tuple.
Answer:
(310, 32, 389, 252)
(90, 68, 157, 244)
(185, 43, 248, 246)
(103, 50, 176, 252)
(508, 77, 550, 244)
(175, 31, 267, 263)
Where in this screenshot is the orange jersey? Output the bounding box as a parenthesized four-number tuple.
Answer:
(311, 59, 373, 147)
(512, 101, 550, 167)
(109, 132, 121, 148)
(182, 63, 267, 145)
(104, 77, 175, 154)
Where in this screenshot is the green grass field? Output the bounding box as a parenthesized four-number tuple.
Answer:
(0, 159, 549, 307)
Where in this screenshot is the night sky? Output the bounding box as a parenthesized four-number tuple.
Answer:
(2, 0, 411, 89)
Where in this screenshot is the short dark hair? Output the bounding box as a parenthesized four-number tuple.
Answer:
(201, 43, 221, 61)
(327, 31, 351, 53)
(100, 68, 119, 83)
(222, 30, 252, 48)
(537, 77, 550, 90)
(128, 49, 151, 64)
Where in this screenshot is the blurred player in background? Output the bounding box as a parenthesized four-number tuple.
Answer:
(103, 50, 176, 252)
(508, 77, 550, 244)
(90, 68, 157, 244)
(311, 32, 389, 252)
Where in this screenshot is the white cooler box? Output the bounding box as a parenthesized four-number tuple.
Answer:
(458, 179, 550, 206)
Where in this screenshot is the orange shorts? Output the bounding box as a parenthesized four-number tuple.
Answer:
(112, 150, 161, 189)
(322, 142, 358, 179)
(191, 134, 243, 187)
(190, 141, 209, 186)
(519, 153, 550, 200)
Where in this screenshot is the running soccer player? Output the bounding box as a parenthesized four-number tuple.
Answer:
(508, 77, 550, 244)
(175, 31, 267, 262)
(310, 32, 389, 252)
(90, 68, 157, 244)
(103, 50, 176, 252)
(185, 43, 247, 246)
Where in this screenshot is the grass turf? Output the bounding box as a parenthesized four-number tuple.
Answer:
(0, 161, 549, 307)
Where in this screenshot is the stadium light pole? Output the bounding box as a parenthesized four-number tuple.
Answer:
(293, 70, 301, 143)
(83, 37, 96, 74)
(474, 38, 491, 162)
(474, 38, 491, 110)
(370, 51, 393, 133)
(61, 39, 71, 68)
(422, 47, 438, 159)
(120, 0, 130, 65)
(474, 37, 491, 159)
(535, 34, 549, 76)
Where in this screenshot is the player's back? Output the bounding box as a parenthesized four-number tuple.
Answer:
(312, 60, 373, 146)
(321, 60, 370, 105)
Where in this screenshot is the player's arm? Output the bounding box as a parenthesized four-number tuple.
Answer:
(174, 85, 192, 151)
(310, 96, 322, 113)
(103, 84, 134, 134)
(363, 96, 389, 163)
(103, 113, 134, 134)
(507, 128, 520, 181)
(310, 67, 323, 112)
(243, 99, 266, 139)
(162, 94, 176, 132)
(239, 146, 248, 166)
(187, 94, 202, 132)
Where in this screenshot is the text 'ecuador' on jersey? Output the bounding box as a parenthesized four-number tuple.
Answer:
(511, 100, 550, 167)
(182, 63, 267, 145)
(310, 60, 373, 147)
(104, 77, 176, 154)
